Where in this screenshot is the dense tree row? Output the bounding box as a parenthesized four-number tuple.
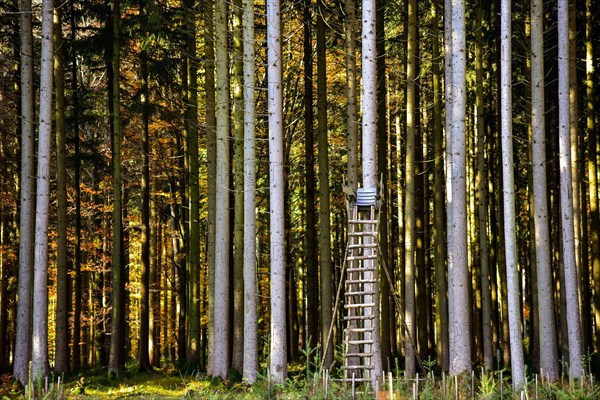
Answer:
(0, 0, 599, 389)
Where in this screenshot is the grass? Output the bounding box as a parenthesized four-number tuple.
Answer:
(2, 361, 600, 399)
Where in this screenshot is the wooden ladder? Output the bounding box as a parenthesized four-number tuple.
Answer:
(343, 202, 378, 384)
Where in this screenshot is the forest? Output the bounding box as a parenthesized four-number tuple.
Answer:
(1, 0, 600, 397)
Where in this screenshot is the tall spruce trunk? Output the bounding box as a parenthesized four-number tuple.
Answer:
(404, 0, 417, 377)
(242, 0, 258, 382)
(531, 0, 559, 380)
(108, 0, 125, 376)
(231, 0, 245, 374)
(267, 0, 287, 382)
(54, 0, 69, 375)
(316, 0, 333, 368)
(213, 0, 231, 379)
(31, 0, 54, 380)
(500, 0, 525, 387)
(361, 0, 382, 385)
(13, 0, 35, 385)
(557, 0, 583, 378)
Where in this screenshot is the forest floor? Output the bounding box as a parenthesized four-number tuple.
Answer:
(3, 362, 600, 399)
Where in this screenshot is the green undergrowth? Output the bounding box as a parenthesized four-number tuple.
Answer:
(3, 360, 600, 399)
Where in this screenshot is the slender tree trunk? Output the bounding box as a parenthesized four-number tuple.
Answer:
(231, 0, 245, 374)
(316, 0, 333, 369)
(54, 0, 69, 375)
(375, 0, 391, 366)
(70, 0, 82, 372)
(500, 0, 525, 387)
(31, 0, 54, 381)
(362, 0, 382, 385)
(587, 0, 600, 356)
(108, 0, 125, 376)
(204, 0, 217, 375)
(184, 0, 201, 366)
(404, 0, 417, 377)
(431, 0, 448, 373)
(138, 30, 152, 371)
(267, 0, 287, 383)
(213, 0, 231, 379)
(345, 0, 358, 193)
(474, 0, 492, 371)
(447, 0, 471, 375)
(242, 0, 257, 382)
(303, 0, 318, 356)
(13, 0, 35, 385)
(568, 0, 581, 317)
(531, 0, 559, 380)
(558, 0, 583, 378)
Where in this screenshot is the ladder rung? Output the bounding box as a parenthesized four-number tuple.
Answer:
(345, 279, 376, 284)
(348, 243, 378, 249)
(344, 315, 375, 321)
(345, 268, 378, 274)
(345, 352, 374, 357)
(344, 303, 376, 309)
(349, 339, 374, 345)
(343, 365, 374, 370)
(346, 255, 378, 261)
(345, 290, 375, 296)
(346, 327, 374, 333)
(348, 219, 379, 224)
(348, 232, 378, 237)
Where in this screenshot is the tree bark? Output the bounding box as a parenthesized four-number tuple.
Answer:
(474, 0, 492, 371)
(242, 0, 257, 382)
(54, 0, 69, 375)
(267, 0, 287, 383)
(108, 0, 125, 376)
(447, 0, 471, 375)
(213, 0, 231, 379)
(558, 0, 583, 378)
(316, 0, 333, 369)
(31, 0, 54, 380)
(500, 0, 525, 387)
(13, 0, 35, 385)
(404, 0, 417, 377)
(231, 0, 245, 374)
(531, 0, 559, 380)
(361, 0, 382, 385)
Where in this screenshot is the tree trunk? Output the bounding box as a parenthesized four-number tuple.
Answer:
(70, 0, 83, 372)
(500, 0, 525, 387)
(587, 0, 600, 356)
(361, 0, 382, 385)
(184, 0, 201, 366)
(108, 0, 125, 376)
(213, 0, 231, 379)
(345, 0, 358, 193)
(267, 0, 287, 383)
(138, 25, 152, 371)
(558, 0, 583, 378)
(474, 0, 492, 371)
(404, 0, 417, 377)
(53, 0, 69, 375)
(447, 0, 471, 375)
(31, 0, 54, 380)
(13, 0, 35, 385)
(303, 0, 318, 357)
(231, 0, 245, 375)
(316, 0, 333, 369)
(203, 0, 217, 375)
(242, 0, 257, 382)
(531, 0, 559, 380)
(431, 0, 448, 372)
